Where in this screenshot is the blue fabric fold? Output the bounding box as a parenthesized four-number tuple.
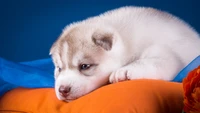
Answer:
(0, 55, 199, 97)
(173, 55, 200, 82)
(0, 57, 55, 96)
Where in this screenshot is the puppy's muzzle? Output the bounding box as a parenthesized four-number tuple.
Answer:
(59, 85, 71, 98)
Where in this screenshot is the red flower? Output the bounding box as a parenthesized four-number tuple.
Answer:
(183, 66, 200, 113)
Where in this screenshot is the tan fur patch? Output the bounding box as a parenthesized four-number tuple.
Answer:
(52, 26, 104, 70)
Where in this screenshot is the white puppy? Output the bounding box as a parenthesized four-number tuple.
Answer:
(50, 6, 200, 102)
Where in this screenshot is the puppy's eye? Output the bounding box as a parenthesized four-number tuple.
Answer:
(57, 66, 62, 72)
(79, 64, 91, 70)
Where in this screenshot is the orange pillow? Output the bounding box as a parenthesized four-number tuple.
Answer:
(0, 79, 183, 113)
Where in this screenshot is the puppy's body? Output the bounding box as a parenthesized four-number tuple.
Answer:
(50, 6, 200, 102)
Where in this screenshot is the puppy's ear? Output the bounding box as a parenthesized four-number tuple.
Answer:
(92, 32, 113, 51)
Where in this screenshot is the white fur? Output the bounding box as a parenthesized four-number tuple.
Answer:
(50, 6, 200, 102)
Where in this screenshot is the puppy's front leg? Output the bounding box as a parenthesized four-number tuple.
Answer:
(109, 45, 183, 83)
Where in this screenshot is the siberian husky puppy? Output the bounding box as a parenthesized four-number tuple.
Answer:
(50, 6, 200, 102)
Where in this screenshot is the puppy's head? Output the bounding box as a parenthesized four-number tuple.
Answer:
(50, 23, 124, 102)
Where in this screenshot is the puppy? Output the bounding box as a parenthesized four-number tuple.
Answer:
(50, 6, 200, 102)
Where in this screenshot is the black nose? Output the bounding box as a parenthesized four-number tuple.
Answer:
(59, 85, 71, 97)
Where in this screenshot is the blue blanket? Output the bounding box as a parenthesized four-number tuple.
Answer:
(0, 56, 200, 96)
(0, 58, 55, 96)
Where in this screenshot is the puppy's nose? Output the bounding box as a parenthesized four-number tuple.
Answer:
(59, 85, 71, 97)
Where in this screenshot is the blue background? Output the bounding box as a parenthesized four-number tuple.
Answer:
(0, 0, 199, 62)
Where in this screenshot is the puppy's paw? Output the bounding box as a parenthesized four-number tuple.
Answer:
(109, 67, 133, 83)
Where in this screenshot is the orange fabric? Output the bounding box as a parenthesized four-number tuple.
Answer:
(183, 66, 200, 113)
(0, 79, 183, 113)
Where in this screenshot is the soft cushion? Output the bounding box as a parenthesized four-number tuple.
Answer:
(0, 79, 183, 113)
